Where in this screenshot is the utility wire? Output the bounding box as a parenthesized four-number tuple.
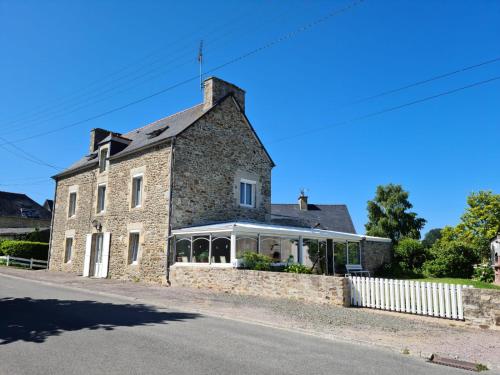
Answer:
(0, 136, 61, 170)
(1, 1, 287, 131)
(270, 74, 500, 144)
(346, 56, 500, 106)
(0, 0, 363, 147)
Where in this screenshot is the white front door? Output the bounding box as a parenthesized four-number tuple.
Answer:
(93, 233, 104, 277)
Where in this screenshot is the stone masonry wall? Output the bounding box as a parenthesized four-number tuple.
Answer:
(50, 144, 171, 283)
(171, 96, 272, 228)
(362, 240, 392, 274)
(170, 267, 350, 306)
(0, 216, 51, 229)
(462, 288, 500, 329)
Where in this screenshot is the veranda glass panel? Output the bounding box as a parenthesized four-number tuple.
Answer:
(347, 242, 361, 265)
(334, 242, 347, 274)
(260, 236, 281, 261)
(211, 237, 230, 263)
(302, 239, 318, 268)
(176, 238, 191, 263)
(192, 236, 209, 263)
(236, 236, 258, 258)
(280, 238, 299, 263)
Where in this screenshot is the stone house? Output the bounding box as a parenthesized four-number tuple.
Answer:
(49, 77, 390, 283)
(0, 191, 52, 239)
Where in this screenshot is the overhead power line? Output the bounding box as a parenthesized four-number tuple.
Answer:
(0, 0, 363, 147)
(347, 56, 500, 106)
(1, 1, 296, 135)
(270, 74, 500, 144)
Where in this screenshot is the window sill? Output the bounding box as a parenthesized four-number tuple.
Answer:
(239, 204, 255, 209)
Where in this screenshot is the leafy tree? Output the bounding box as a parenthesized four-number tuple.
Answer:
(422, 240, 478, 278)
(394, 238, 427, 272)
(454, 191, 500, 261)
(365, 184, 426, 243)
(422, 228, 442, 249)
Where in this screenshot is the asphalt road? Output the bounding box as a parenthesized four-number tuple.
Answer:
(0, 274, 472, 375)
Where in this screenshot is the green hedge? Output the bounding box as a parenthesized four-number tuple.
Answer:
(0, 241, 49, 261)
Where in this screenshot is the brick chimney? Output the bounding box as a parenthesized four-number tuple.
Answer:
(298, 191, 308, 211)
(89, 128, 110, 154)
(203, 77, 245, 112)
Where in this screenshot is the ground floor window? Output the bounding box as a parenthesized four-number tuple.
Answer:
(64, 237, 73, 263)
(128, 232, 140, 265)
(347, 242, 361, 265)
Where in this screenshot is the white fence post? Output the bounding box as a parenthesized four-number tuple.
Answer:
(450, 284, 457, 319)
(389, 279, 395, 311)
(394, 280, 400, 312)
(444, 283, 451, 318)
(457, 285, 464, 320)
(415, 281, 421, 314)
(438, 283, 445, 318)
(30, 258, 33, 269)
(6, 255, 10, 267)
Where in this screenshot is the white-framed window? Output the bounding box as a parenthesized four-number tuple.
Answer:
(97, 184, 106, 213)
(239, 179, 256, 207)
(68, 192, 77, 217)
(128, 231, 140, 265)
(99, 148, 108, 173)
(64, 237, 73, 263)
(131, 174, 143, 208)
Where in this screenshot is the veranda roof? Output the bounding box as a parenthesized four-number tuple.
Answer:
(171, 222, 391, 243)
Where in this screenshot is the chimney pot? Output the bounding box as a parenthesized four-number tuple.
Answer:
(298, 192, 308, 211)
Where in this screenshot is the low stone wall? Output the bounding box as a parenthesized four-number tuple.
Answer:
(169, 266, 350, 306)
(462, 288, 500, 329)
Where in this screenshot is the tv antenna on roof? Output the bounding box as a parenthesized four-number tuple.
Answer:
(198, 40, 204, 95)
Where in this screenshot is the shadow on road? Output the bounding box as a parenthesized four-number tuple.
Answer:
(0, 297, 200, 345)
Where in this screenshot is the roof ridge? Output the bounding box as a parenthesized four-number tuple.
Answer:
(272, 203, 348, 206)
(123, 102, 203, 136)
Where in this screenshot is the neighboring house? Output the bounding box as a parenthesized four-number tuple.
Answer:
(0, 191, 52, 239)
(271, 193, 356, 233)
(49, 77, 391, 283)
(43, 199, 54, 213)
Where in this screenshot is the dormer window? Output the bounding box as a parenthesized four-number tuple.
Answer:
(99, 148, 108, 173)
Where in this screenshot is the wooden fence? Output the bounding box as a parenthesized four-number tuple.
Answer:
(0, 255, 48, 269)
(348, 276, 473, 320)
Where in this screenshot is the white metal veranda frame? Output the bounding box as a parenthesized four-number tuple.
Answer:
(170, 222, 391, 273)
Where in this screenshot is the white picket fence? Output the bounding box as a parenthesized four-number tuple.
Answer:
(0, 255, 48, 269)
(348, 276, 473, 320)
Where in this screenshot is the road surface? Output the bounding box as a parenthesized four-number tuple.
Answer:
(0, 273, 471, 375)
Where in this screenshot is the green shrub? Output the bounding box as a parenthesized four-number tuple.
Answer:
(284, 264, 311, 274)
(473, 264, 495, 283)
(242, 252, 272, 271)
(422, 240, 478, 278)
(0, 241, 49, 260)
(394, 237, 428, 273)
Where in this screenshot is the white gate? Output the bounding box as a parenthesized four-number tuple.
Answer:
(348, 276, 473, 320)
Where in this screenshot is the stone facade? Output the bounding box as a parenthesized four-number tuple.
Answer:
(170, 266, 350, 306)
(462, 288, 500, 329)
(50, 144, 172, 283)
(49, 78, 273, 282)
(362, 239, 392, 274)
(171, 96, 271, 228)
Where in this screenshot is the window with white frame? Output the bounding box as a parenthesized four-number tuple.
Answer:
(239, 179, 255, 207)
(128, 232, 140, 265)
(131, 175, 143, 208)
(68, 192, 77, 217)
(97, 184, 106, 213)
(99, 148, 108, 173)
(64, 237, 73, 263)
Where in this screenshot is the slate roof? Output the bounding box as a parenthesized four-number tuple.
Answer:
(0, 191, 52, 220)
(271, 204, 356, 234)
(56, 103, 206, 177)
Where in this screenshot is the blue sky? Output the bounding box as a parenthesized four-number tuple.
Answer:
(1, 0, 499, 235)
